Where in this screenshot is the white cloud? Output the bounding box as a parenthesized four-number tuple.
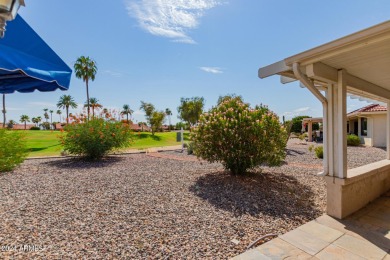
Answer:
(125, 0, 223, 43)
(104, 70, 123, 77)
(283, 107, 312, 119)
(28, 102, 56, 108)
(200, 66, 223, 74)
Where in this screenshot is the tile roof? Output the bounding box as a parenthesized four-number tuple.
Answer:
(348, 104, 387, 115)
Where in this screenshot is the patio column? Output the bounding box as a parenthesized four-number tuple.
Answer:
(325, 84, 333, 176)
(358, 117, 361, 137)
(336, 70, 347, 179)
(308, 121, 313, 142)
(387, 100, 390, 159)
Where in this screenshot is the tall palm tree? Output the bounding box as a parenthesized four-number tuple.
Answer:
(74, 56, 97, 120)
(84, 97, 102, 118)
(56, 110, 62, 123)
(43, 108, 49, 122)
(2, 94, 6, 128)
(20, 115, 30, 130)
(121, 104, 134, 123)
(49, 110, 53, 125)
(165, 108, 172, 128)
(57, 95, 78, 124)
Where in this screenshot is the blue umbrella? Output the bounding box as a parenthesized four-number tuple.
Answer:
(0, 15, 72, 94)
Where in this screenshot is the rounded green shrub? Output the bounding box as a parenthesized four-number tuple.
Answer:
(314, 146, 323, 159)
(191, 97, 287, 175)
(347, 134, 360, 146)
(0, 129, 28, 172)
(60, 118, 133, 160)
(30, 126, 40, 130)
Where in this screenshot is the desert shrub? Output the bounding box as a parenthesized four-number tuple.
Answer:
(60, 118, 133, 160)
(308, 144, 314, 152)
(347, 134, 360, 146)
(0, 129, 28, 172)
(314, 146, 323, 159)
(298, 133, 307, 141)
(191, 97, 287, 175)
(30, 126, 40, 130)
(187, 142, 194, 155)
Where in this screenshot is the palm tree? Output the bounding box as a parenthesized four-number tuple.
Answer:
(165, 108, 172, 129)
(56, 110, 62, 123)
(121, 104, 134, 123)
(43, 108, 49, 122)
(84, 97, 102, 118)
(32, 117, 38, 127)
(20, 115, 30, 130)
(2, 94, 6, 128)
(57, 95, 78, 124)
(37, 116, 42, 126)
(74, 56, 97, 120)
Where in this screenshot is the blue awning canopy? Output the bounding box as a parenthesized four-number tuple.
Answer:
(0, 15, 72, 94)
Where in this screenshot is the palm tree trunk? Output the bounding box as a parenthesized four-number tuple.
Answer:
(86, 78, 90, 120)
(2, 94, 6, 128)
(127, 114, 129, 123)
(92, 107, 95, 118)
(24, 121, 26, 130)
(66, 106, 69, 124)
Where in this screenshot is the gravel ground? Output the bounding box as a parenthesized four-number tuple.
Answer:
(0, 140, 386, 259)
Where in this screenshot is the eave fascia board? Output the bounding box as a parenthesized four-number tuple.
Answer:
(258, 60, 291, 79)
(284, 20, 390, 66)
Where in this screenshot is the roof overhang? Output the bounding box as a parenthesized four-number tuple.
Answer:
(259, 20, 390, 102)
(302, 117, 323, 124)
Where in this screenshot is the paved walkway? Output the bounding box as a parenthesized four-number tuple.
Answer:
(232, 191, 390, 259)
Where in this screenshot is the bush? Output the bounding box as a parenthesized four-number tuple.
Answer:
(187, 142, 194, 155)
(30, 126, 40, 130)
(347, 134, 360, 146)
(0, 129, 28, 172)
(40, 122, 51, 130)
(60, 118, 133, 160)
(315, 146, 323, 159)
(191, 97, 287, 175)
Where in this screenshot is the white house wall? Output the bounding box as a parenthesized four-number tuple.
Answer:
(372, 114, 387, 147)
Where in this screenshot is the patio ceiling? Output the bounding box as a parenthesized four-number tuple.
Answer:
(259, 20, 390, 102)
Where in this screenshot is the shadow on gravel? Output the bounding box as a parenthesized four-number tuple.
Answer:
(44, 156, 124, 169)
(190, 171, 321, 218)
(286, 149, 305, 156)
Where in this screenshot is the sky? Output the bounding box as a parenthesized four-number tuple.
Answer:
(4, 0, 390, 124)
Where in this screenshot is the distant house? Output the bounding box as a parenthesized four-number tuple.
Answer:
(303, 104, 387, 147)
(347, 104, 387, 147)
(130, 123, 150, 132)
(11, 124, 35, 130)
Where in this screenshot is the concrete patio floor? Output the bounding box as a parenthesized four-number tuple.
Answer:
(232, 191, 390, 259)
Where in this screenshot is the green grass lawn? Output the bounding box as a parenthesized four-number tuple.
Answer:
(24, 130, 189, 157)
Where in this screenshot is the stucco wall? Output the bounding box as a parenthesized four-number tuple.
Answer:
(372, 114, 387, 147)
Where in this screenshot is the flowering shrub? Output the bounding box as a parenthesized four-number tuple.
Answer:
(60, 118, 133, 160)
(191, 97, 287, 175)
(0, 129, 28, 172)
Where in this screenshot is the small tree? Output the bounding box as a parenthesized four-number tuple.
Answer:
(291, 115, 319, 133)
(84, 97, 102, 118)
(57, 95, 78, 124)
(177, 97, 204, 129)
(20, 115, 30, 130)
(192, 97, 287, 175)
(150, 111, 166, 133)
(121, 104, 134, 123)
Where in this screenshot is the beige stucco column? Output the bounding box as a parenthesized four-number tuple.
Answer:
(387, 100, 390, 159)
(308, 121, 313, 142)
